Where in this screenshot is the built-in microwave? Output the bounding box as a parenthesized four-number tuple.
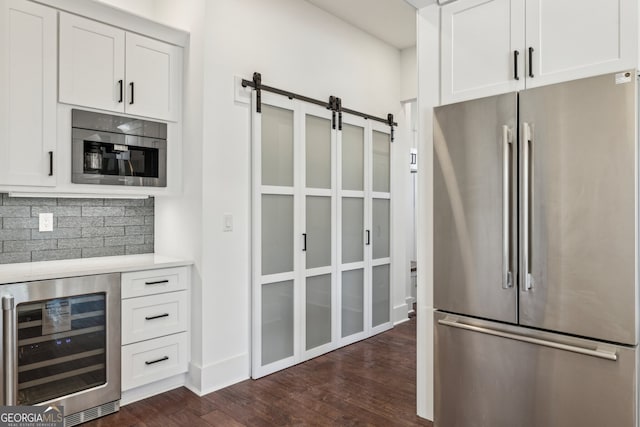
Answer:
(72, 109, 167, 187)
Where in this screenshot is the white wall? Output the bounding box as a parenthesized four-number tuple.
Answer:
(401, 46, 418, 102)
(416, 5, 439, 421)
(125, 0, 411, 396)
(95, 0, 155, 17)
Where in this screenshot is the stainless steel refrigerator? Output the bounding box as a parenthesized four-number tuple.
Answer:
(433, 70, 638, 426)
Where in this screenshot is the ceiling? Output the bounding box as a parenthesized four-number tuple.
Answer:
(305, 0, 417, 50)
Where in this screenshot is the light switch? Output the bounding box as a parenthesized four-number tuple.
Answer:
(223, 213, 233, 232)
(39, 213, 53, 232)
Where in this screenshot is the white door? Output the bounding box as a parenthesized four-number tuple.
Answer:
(369, 122, 393, 335)
(525, 0, 636, 89)
(59, 12, 125, 113)
(252, 93, 300, 378)
(125, 33, 182, 122)
(337, 113, 369, 346)
(0, 0, 56, 187)
(300, 103, 337, 360)
(440, 0, 525, 105)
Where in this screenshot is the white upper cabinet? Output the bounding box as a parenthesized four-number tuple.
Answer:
(59, 12, 182, 122)
(59, 13, 125, 113)
(441, 0, 525, 105)
(440, 0, 637, 104)
(125, 33, 182, 122)
(0, 0, 57, 187)
(525, 0, 636, 89)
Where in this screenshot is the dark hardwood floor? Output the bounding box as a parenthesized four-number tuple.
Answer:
(86, 316, 432, 426)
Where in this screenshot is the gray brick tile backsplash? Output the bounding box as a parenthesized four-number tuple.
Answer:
(104, 216, 144, 226)
(0, 206, 31, 217)
(58, 198, 104, 206)
(58, 237, 104, 249)
(83, 246, 125, 258)
(126, 244, 154, 255)
(32, 249, 82, 262)
(57, 217, 104, 228)
(0, 194, 153, 264)
(0, 229, 31, 241)
(105, 235, 144, 247)
(4, 240, 57, 252)
(32, 206, 81, 217)
(32, 228, 82, 240)
(124, 207, 154, 217)
(2, 217, 40, 229)
(104, 199, 145, 207)
(125, 225, 154, 235)
(0, 252, 31, 264)
(82, 206, 125, 217)
(82, 227, 125, 237)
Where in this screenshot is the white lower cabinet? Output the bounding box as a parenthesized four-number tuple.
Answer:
(121, 266, 190, 395)
(121, 332, 188, 391)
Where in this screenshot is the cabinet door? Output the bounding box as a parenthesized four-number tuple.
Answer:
(441, 0, 524, 105)
(59, 13, 125, 113)
(0, 0, 56, 186)
(125, 33, 182, 122)
(525, 0, 636, 89)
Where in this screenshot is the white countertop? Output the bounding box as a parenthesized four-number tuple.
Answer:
(0, 254, 193, 284)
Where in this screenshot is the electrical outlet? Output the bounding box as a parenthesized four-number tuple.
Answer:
(39, 213, 53, 232)
(223, 213, 233, 232)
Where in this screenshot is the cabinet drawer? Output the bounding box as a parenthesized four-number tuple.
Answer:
(122, 291, 187, 344)
(122, 266, 189, 298)
(122, 332, 188, 391)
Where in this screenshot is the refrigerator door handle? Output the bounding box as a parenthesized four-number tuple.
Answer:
(521, 122, 533, 291)
(502, 125, 513, 289)
(3, 296, 15, 405)
(438, 316, 618, 361)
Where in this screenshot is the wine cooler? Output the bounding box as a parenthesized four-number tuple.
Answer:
(0, 273, 121, 425)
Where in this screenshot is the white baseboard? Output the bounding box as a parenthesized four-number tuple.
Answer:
(185, 352, 250, 396)
(121, 373, 187, 406)
(406, 296, 416, 313)
(393, 302, 409, 325)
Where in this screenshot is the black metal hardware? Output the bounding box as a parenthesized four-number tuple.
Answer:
(145, 313, 170, 320)
(336, 97, 343, 131)
(329, 96, 337, 129)
(411, 153, 417, 164)
(118, 79, 123, 103)
(302, 233, 307, 251)
(253, 72, 262, 113)
(528, 47, 534, 78)
(145, 356, 169, 365)
(129, 82, 135, 104)
(48, 151, 53, 176)
(145, 280, 169, 286)
(514, 50, 520, 80)
(241, 73, 398, 127)
(387, 114, 395, 142)
(366, 230, 371, 246)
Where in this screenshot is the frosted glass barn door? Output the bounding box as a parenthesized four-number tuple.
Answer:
(338, 115, 369, 345)
(370, 124, 392, 334)
(252, 93, 300, 378)
(301, 104, 336, 360)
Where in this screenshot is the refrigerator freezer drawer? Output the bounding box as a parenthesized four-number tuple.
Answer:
(434, 311, 637, 427)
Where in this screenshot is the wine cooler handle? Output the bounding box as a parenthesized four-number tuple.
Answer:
(3, 295, 16, 405)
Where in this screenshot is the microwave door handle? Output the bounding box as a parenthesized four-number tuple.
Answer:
(3, 296, 15, 405)
(502, 125, 513, 289)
